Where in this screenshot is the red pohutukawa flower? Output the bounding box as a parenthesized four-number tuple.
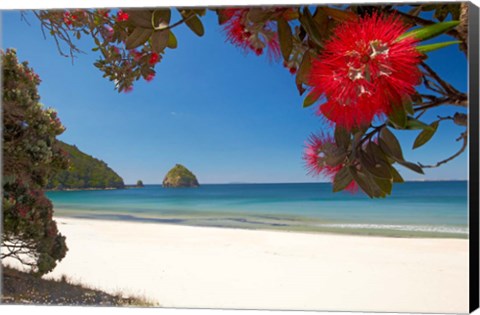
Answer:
(304, 133, 357, 192)
(222, 8, 280, 60)
(308, 13, 422, 130)
(148, 52, 160, 65)
(145, 73, 155, 82)
(63, 11, 75, 26)
(117, 10, 129, 22)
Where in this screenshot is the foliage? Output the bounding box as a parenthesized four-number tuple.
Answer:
(2, 49, 68, 275)
(136, 180, 144, 187)
(47, 141, 125, 190)
(30, 3, 469, 198)
(163, 164, 199, 188)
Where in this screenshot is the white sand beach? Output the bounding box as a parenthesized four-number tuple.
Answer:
(33, 217, 470, 313)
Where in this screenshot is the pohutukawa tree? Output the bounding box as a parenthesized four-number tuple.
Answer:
(27, 3, 469, 198)
(2, 49, 69, 275)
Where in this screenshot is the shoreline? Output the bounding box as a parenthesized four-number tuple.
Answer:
(51, 212, 469, 240)
(23, 216, 468, 313)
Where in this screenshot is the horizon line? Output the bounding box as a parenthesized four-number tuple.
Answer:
(127, 179, 468, 186)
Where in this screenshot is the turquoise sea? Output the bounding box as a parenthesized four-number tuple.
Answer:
(47, 181, 468, 238)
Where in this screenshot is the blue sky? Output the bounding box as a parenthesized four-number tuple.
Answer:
(1, 8, 469, 184)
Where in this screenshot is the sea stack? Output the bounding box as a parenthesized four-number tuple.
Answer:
(162, 164, 199, 188)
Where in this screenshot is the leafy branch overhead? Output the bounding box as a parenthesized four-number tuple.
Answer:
(30, 3, 469, 198)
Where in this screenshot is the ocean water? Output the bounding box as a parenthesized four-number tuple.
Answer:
(46, 181, 469, 238)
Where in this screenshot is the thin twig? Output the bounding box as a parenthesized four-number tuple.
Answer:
(414, 97, 450, 111)
(419, 131, 468, 168)
(421, 62, 463, 97)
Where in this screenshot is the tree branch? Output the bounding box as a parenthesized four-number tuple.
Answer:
(32, 10, 85, 62)
(421, 62, 464, 97)
(457, 3, 469, 54)
(419, 130, 468, 168)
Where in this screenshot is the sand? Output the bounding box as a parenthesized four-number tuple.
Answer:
(27, 217, 469, 313)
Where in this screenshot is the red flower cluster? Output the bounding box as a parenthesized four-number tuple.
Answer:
(117, 10, 129, 22)
(222, 8, 280, 60)
(102, 25, 114, 41)
(63, 11, 77, 26)
(145, 73, 155, 82)
(148, 53, 160, 65)
(128, 49, 142, 62)
(303, 133, 357, 192)
(308, 13, 422, 130)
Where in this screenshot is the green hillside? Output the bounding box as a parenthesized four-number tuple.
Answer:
(47, 142, 124, 190)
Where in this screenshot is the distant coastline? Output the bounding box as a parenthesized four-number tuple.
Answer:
(47, 185, 144, 192)
(47, 187, 120, 192)
(123, 179, 468, 186)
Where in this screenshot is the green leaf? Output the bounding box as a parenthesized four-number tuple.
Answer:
(389, 166, 404, 183)
(247, 9, 272, 23)
(277, 19, 293, 61)
(398, 20, 460, 42)
(333, 166, 354, 192)
(184, 14, 204, 36)
(413, 121, 439, 149)
(416, 41, 462, 53)
(167, 31, 178, 49)
(303, 90, 320, 108)
(192, 9, 207, 16)
(299, 8, 324, 47)
(322, 6, 356, 22)
(296, 81, 306, 95)
(403, 98, 414, 115)
(125, 28, 153, 50)
(152, 9, 171, 29)
(151, 30, 169, 53)
(397, 161, 424, 174)
(360, 151, 393, 180)
(405, 117, 434, 130)
(350, 168, 386, 198)
(296, 51, 313, 86)
(217, 9, 230, 25)
(388, 103, 407, 128)
(366, 140, 387, 162)
(125, 10, 154, 29)
(379, 128, 404, 161)
(312, 7, 329, 30)
(334, 126, 350, 150)
(373, 177, 393, 195)
(350, 167, 373, 198)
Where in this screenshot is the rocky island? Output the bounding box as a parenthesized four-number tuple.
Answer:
(162, 164, 199, 188)
(125, 180, 145, 189)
